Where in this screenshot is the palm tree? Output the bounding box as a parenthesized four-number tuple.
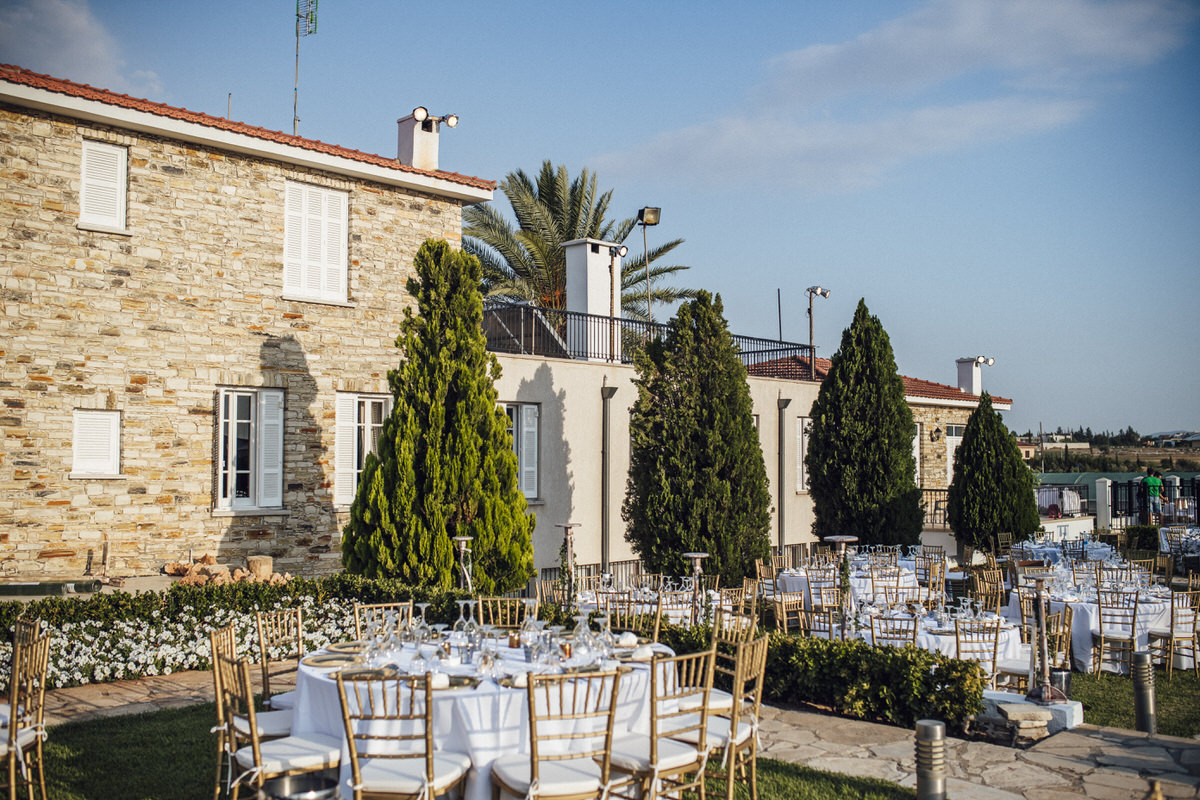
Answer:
(463, 161, 696, 319)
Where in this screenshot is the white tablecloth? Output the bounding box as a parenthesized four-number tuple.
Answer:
(777, 569, 920, 607)
(291, 643, 658, 800)
(858, 615, 1023, 662)
(1010, 542, 1112, 565)
(1159, 526, 1200, 555)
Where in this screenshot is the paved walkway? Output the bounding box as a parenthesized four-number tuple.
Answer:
(44, 672, 1200, 798)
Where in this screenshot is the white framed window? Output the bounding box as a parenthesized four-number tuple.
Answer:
(217, 388, 284, 510)
(504, 403, 539, 499)
(71, 409, 121, 477)
(796, 416, 811, 492)
(334, 393, 392, 505)
(912, 422, 922, 488)
(945, 424, 966, 486)
(79, 139, 127, 232)
(283, 181, 348, 304)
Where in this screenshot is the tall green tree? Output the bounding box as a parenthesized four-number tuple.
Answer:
(463, 160, 696, 319)
(806, 299, 923, 546)
(623, 292, 771, 586)
(341, 240, 535, 593)
(947, 393, 1039, 551)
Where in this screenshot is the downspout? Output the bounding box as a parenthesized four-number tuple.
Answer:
(601, 383, 619, 570)
(777, 396, 792, 552)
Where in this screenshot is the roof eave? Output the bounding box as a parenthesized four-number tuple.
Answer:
(0, 81, 493, 205)
(906, 395, 1013, 411)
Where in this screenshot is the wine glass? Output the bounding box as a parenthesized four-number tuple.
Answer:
(453, 600, 471, 636)
(415, 603, 432, 643)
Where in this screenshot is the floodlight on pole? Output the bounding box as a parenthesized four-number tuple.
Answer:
(638, 207, 661, 325)
(805, 286, 831, 381)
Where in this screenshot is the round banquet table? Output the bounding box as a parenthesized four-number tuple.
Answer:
(856, 613, 1023, 662)
(290, 640, 664, 800)
(777, 568, 920, 607)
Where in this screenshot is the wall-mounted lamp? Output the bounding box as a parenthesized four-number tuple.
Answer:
(931, 426, 943, 442)
(638, 207, 661, 324)
(411, 106, 458, 131)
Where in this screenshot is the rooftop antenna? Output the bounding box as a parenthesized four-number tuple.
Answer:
(293, 0, 318, 136)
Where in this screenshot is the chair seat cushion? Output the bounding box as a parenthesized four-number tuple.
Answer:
(0, 725, 41, 757)
(358, 751, 471, 795)
(267, 690, 297, 710)
(492, 753, 602, 796)
(235, 732, 341, 775)
(232, 708, 293, 738)
(609, 734, 701, 774)
(996, 658, 1033, 674)
(1092, 632, 1134, 642)
(677, 688, 734, 714)
(669, 713, 753, 751)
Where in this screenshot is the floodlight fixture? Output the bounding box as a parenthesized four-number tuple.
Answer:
(637, 207, 662, 324)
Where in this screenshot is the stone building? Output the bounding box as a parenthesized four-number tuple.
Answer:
(0, 64, 493, 578)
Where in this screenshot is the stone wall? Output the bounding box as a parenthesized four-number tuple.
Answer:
(910, 403, 975, 490)
(0, 103, 466, 577)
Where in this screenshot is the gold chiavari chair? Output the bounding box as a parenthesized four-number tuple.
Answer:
(477, 596, 537, 630)
(608, 649, 715, 800)
(1092, 588, 1139, 676)
(607, 597, 660, 643)
(256, 608, 304, 711)
(918, 544, 945, 560)
(636, 573, 664, 592)
(881, 586, 923, 607)
(954, 618, 1001, 688)
(755, 562, 777, 599)
(12, 617, 43, 646)
(1098, 563, 1133, 586)
(695, 634, 770, 800)
(575, 574, 602, 598)
(4, 630, 50, 800)
(772, 593, 807, 635)
(870, 615, 917, 648)
(803, 608, 839, 640)
(969, 569, 1006, 616)
(679, 609, 755, 718)
(216, 652, 339, 800)
(869, 566, 901, 596)
(1188, 572, 1200, 592)
(1070, 560, 1095, 587)
(657, 590, 693, 631)
(1153, 554, 1174, 586)
(697, 574, 721, 594)
(1147, 590, 1199, 680)
(806, 570, 838, 610)
(1051, 605, 1074, 671)
(538, 580, 567, 609)
(770, 554, 789, 571)
(811, 585, 842, 615)
(209, 625, 239, 800)
(490, 668, 627, 800)
(354, 601, 414, 641)
(717, 584, 755, 619)
(336, 671, 471, 799)
(996, 531, 1014, 557)
(1019, 565, 1057, 586)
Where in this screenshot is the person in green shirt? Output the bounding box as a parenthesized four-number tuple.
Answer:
(1145, 469, 1164, 518)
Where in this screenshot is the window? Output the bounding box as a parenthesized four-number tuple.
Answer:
(283, 181, 348, 303)
(79, 140, 127, 232)
(334, 393, 392, 504)
(796, 417, 811, 492)
(217, 388, 284, 510)
(504, 403, 539, 499)
(945, 424, 966, 486)
(72, 409, 120, 477)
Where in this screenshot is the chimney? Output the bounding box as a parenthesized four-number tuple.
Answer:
(564, 238, 624, 362)
(397, 109, 446, 171)
(956, 356, 993, 395)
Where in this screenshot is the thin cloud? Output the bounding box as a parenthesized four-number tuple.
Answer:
(0, 0, 163, 97)
(597, 0, 1193, 194)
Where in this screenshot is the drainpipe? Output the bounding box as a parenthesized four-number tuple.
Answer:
(601, 383, 619, 570)
(777, 397, 792, 552)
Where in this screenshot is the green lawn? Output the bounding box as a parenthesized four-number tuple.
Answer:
(1071, 665, 1200, 738)
(43, 702, 913, 800)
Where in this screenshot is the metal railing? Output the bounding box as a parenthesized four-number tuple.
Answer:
(1110, 478, 1199, 529)
(482, 300, 813, 373)
(922, 488, 950, 529)
(1035, 483, 1092, 517)
(539, 559, 642, 585)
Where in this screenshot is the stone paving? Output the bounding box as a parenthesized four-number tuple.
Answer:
(43, 671, 1200, 798)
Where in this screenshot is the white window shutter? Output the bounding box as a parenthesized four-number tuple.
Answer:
(520, 405, 539, 499)
(73, 410, 120, 475)
(80, 140, 126, 230)
(257, 390, 284, 507)
(912, 423, 922, 487)
(334, 393, 358, 505)
(283, 182, 304, 294)
(324, 190, 348, 299)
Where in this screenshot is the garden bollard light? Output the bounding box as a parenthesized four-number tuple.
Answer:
(915, 719, 946, 800)
(1133, 651, 1157, 735)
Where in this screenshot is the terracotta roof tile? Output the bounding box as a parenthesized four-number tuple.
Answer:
(747, 355, 1012, 405)
(0, 63, 495, 192)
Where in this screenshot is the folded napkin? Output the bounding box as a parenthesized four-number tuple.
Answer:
(631, 645, 654, 661)
(617, 632, 640, 647)
(429, 672, 451, 689)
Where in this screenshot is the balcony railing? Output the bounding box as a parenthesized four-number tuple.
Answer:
(482, 300, 814, 374)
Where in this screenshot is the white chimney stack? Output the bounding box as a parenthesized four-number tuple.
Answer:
(956, 355, 994, 396)
(397, 107, 456, 171)
(564, 238, 625, 362)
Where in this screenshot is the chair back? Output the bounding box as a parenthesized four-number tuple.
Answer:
(526, 668, 626, 787)
(537, 579, 566, 608)
(607, 597, 660, 642)
(970, 569, 1006, 615)
(1168, 591, 1199, 636)
(6, 631, 50, 743)
(954, 619, 1001, 683)
(812, 584, 842, 612)
(1096, 589, 1139, 637)
(477, 596, 536, 630)
(727, 634, 770, 737)
(337, 672, 435, 791)
(656, 591, 692, 629)
(881, 586, 922, 607)
(256, 607, 304, 702)
(772, 593, 806, 634)
(209, 625, 237, 734)
(803, 608, 838, 640)
(870, 615, 917, 648)
(996, 532, 1014, 555)
(1047, 606, 1074, 669)
(712, 607, 757, 644)
(12, 617, 43, 646)
(650, 648, 715, 779)
(718, 586, 754, 619)
(354, 601, 414, 640)
(214, 651, 260, 759)
(870, 566, 901, 595)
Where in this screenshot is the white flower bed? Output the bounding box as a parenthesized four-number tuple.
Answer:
(0, 594, 359, 690)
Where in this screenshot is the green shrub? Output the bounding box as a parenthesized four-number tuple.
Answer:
(1123, 525, 1160, 552)
(658, 625, 986, 731)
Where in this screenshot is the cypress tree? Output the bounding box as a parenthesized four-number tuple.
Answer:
(806, 299, 923, 546)
(623, 292, 771, 587)
(947, 393, 1039, 551)
(341, 239, 535, 593)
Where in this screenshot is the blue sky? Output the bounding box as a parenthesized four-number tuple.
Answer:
(2, 0, 1197, 436)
